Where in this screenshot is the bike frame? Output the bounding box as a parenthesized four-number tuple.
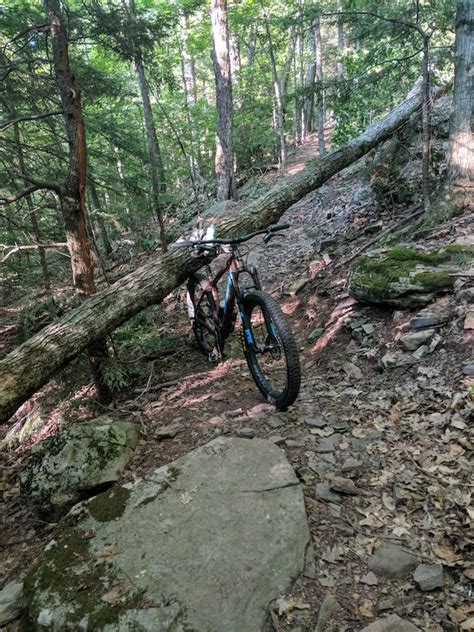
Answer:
(189, 246, 262, 351)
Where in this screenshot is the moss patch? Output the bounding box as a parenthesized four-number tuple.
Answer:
(349, 244, 473, 307)
(87, 485, 131, 523)
(24, 523, 145, 630)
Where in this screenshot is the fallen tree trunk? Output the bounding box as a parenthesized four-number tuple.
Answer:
(0, 79, 446, 421)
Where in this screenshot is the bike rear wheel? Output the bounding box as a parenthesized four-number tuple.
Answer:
(242, 291, 300, 409)
(189, 276, 223, 360)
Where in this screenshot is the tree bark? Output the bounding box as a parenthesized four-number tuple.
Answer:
(211, 0, 235, 200)
(0, 79, 445, 421)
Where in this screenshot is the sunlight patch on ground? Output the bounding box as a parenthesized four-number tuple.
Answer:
(310, 297, 356, 355)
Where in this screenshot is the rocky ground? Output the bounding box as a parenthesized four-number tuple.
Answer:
(1, 137, 473, 631)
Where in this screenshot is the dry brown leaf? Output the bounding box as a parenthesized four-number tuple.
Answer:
(276, 597, 310, 617)
(382, 491, 396, 512)
(95, 544, 119, 559)
(358, 599, 374, 618)
(431, 542, 460, 563)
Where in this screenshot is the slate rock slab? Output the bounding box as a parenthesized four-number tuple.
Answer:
(368, 543, 417, 579)
(23, 437, 310, 631)
(361, 614, 420, 631)
(20, 416, 139, 519)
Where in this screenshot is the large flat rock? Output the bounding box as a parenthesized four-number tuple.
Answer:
(23, 437, 310, 631)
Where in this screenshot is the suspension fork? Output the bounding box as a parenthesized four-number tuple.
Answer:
(234, 264, 264, 352)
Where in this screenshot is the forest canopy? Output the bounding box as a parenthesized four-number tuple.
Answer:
(1, 0, 456, 274)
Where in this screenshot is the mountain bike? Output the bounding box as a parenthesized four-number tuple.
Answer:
(171, 224, 301, 409)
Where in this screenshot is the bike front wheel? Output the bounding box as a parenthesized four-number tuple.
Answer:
(242, 291, 301, 409)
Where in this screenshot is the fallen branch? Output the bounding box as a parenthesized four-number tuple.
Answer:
(1, 242, 68, 262)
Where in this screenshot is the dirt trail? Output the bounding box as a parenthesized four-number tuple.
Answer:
(1, 137, 473, 631)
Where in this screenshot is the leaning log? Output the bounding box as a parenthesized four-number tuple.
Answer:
(0, 79, 445, 421)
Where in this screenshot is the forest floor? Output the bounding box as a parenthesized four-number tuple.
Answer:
(1, 136, 473, 631)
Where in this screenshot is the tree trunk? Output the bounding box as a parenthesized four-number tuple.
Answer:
(298, 0, 305, 141)
(447, 0, 473, 184)
(211, 0, 235, 200)
(303, 25, 317, 134)
(179, 12, 198, 106)
(46, 0, 95, 295)
(89, 180, 112, 255)
(0, 79, 445, 421)
(134, 57, 168, 251)
(13, 122, 51, 289)
(431, 0, 473, 220)
(113, 145, 131, 217)
(337, 14, 345, 80)
(179, 12, 204, 190)
(315, 17, 326, 157)
(421, 34, 432, 212)
(262, 12, 287, 169)
(45, 0, 112, 404)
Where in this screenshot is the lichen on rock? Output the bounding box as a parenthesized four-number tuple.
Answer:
(20, 416, 139, 519)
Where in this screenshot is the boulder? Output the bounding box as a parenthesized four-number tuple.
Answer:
(20, 416, 139, 519)
(348, 245, 473, 308)
(23, 437, 310, 631)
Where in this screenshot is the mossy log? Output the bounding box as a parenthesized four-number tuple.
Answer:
(349, 244, 473, 308)
(0, 80, 448, 421)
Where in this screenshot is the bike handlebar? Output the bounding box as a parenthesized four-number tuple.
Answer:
(170, 224, 289, 250)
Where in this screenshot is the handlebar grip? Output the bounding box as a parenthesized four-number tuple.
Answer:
(269, 223, 289, 232)
(169, 240, 196, 249)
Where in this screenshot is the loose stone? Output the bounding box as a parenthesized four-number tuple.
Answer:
(315, 483, 341, 503)
(237, 427, 256, 439)
(400, 329, 435, 351)
(315, 434, 342, 454)
(304, 418, 328, 429)
(413, 563, 444, 591)
(341, 457, 364, 472)
(368, 543, 417, 579)
(329, 476, 359, 495)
